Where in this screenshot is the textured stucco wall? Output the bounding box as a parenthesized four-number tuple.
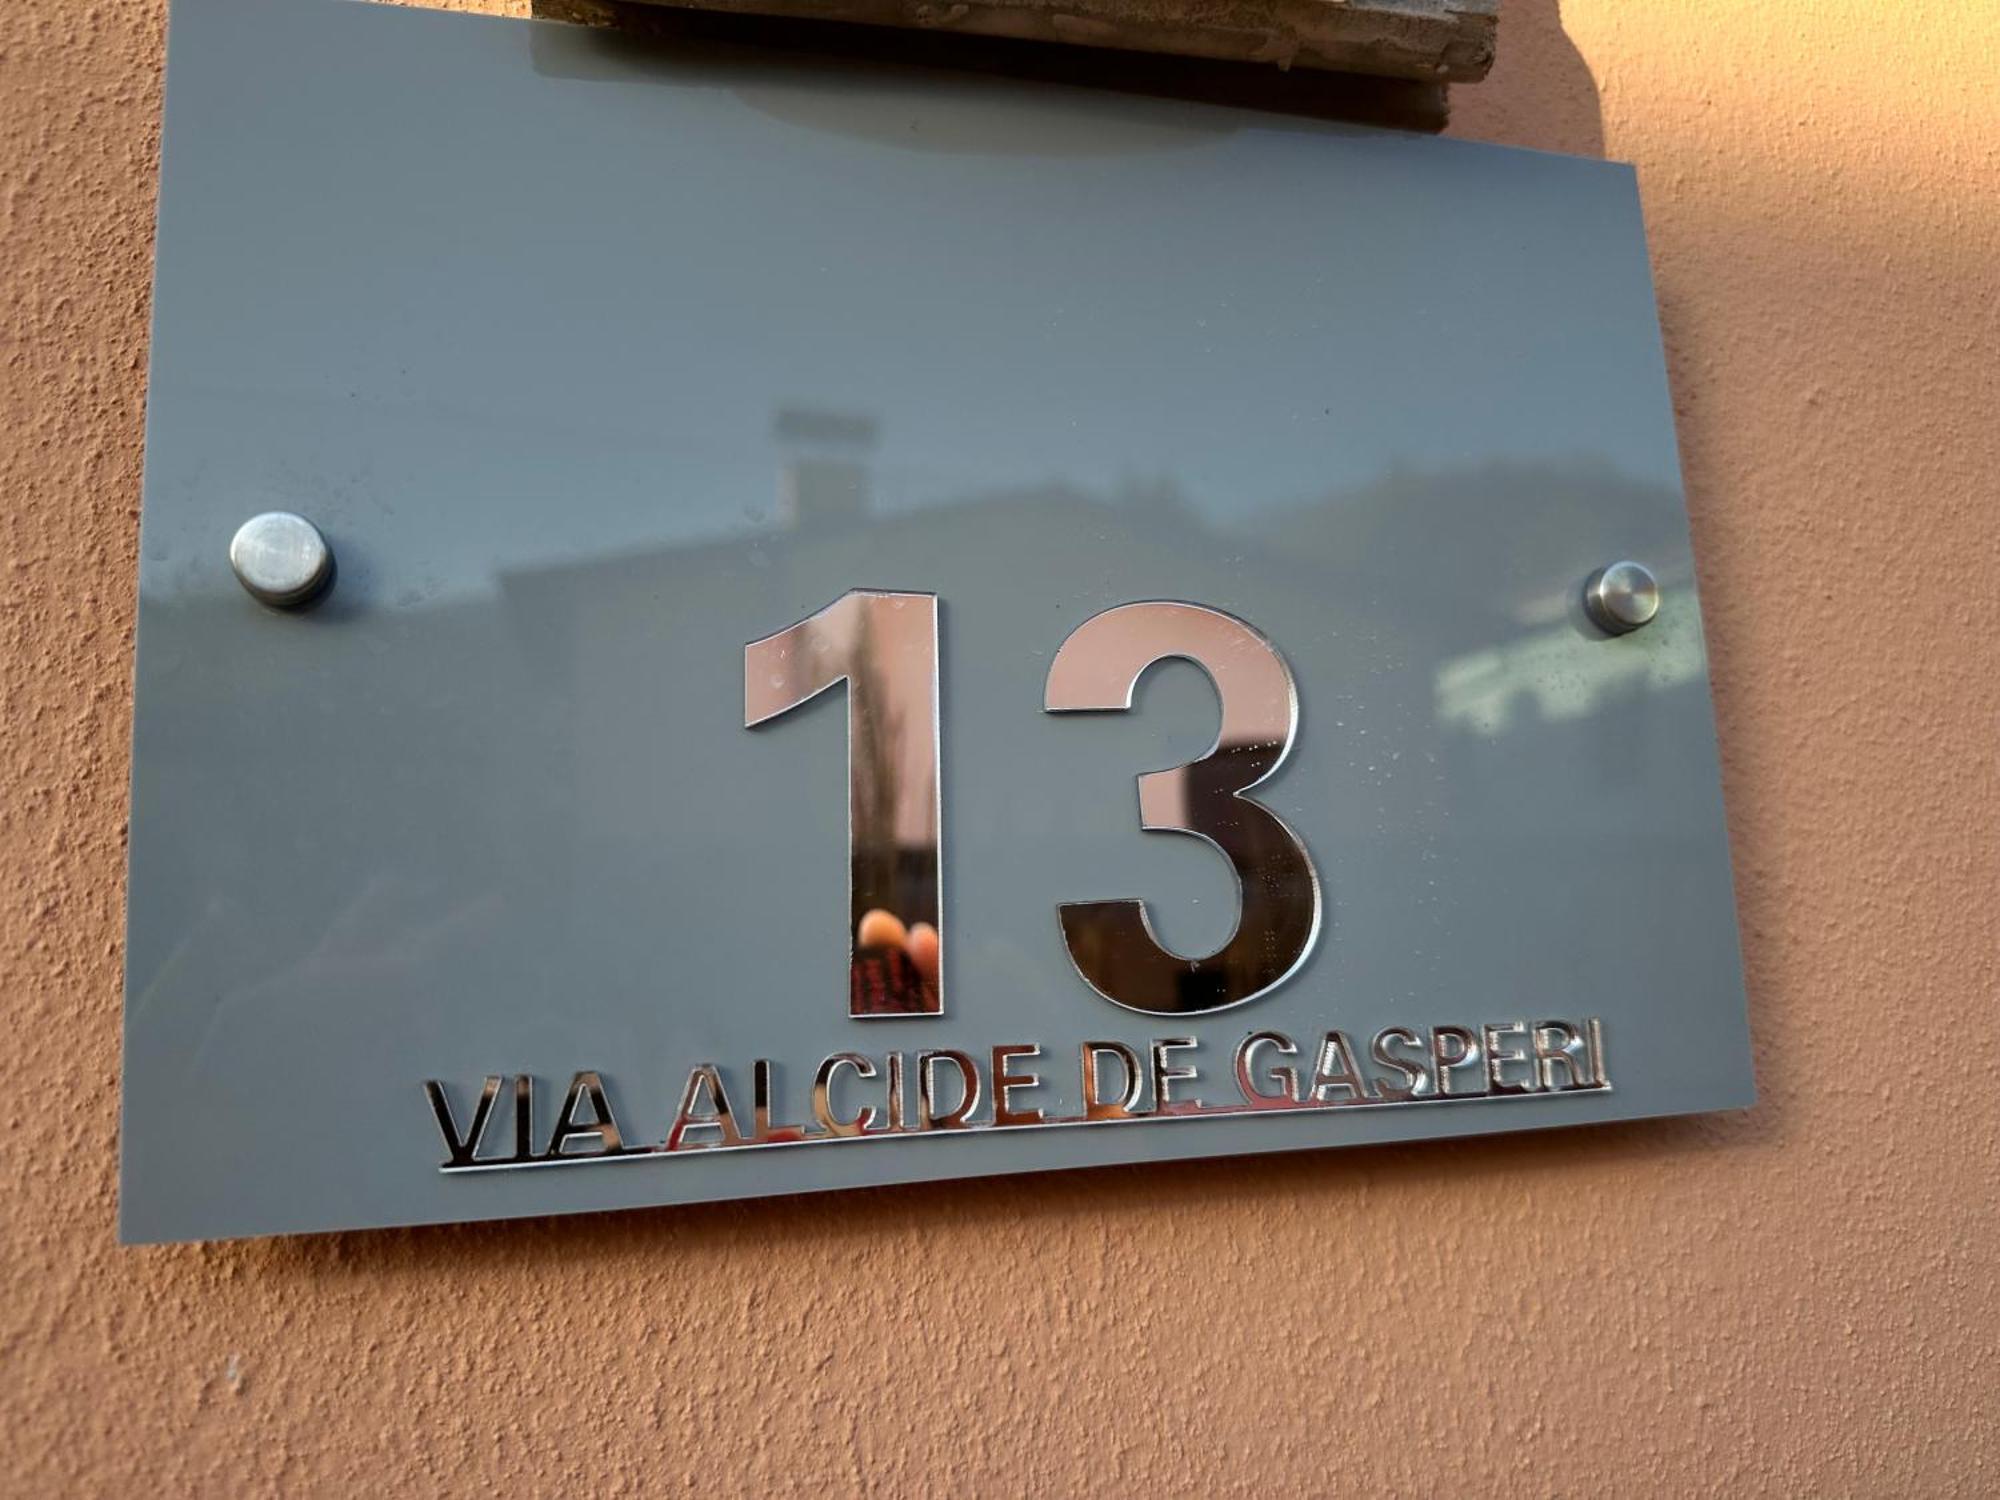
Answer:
(3, 0, 1996, 1492)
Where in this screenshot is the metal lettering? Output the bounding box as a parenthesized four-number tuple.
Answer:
(546, 1071, 625, 1157)
(813, 1052, 880, 1138)
(1370, 1027, 1430, 1101)
(1531, 1022, 1587, 1092)
(991, 1044, 1044, 1127)
(512, 1074, 534, 1162)
(670, 1064, 745, 1150)
(1080, 1042, 1144, 1121)
(1433, 1026, 1488, 1098)
(429, 1020, 1615, 1173)
(1235, 1031, 1301, 1105)
(886, 1050, 907, 1133)
(1044, 601, 1321, 1016)
(918, 1049, 981, 1130)
(1150, 1036, 1202, 1115)
(751, 1059, 809, 1145)
(1483, 1022, 1536, 1095)
(1308, 1031, 1369, 1104)
(426, 1075, 503, 1167)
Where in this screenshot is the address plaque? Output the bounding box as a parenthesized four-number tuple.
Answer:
(119, 0, 1753, 1242)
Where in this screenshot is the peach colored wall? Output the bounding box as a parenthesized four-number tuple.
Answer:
(3, 0, 1995, 1491)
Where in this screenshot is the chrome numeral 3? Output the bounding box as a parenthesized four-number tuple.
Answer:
(1044, 601, 1322, 1015)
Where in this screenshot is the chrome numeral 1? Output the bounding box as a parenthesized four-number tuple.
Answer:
(746, 591, 944, 1017)
(1044, 601, 1322, 1015)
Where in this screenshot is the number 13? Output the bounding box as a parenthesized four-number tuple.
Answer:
(747, 595, 1321, 1018)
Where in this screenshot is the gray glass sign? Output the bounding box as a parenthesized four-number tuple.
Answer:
(123, 0, 1754, 1242)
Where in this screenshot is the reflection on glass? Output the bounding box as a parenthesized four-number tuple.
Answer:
(1434, 606, 1704, 736)
(746, 590, 943, 1017)
(1045, 601, 1321, 1015)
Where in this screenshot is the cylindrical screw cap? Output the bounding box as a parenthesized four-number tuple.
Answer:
(229, 513, 334, 609)
(1583, 560, 1660, 635)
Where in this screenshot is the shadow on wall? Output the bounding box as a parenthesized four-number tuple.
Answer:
(1453, 0, 1604, 157)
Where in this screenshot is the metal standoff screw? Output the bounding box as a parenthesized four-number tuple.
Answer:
(229, 512, 334, 609)
(1583, 560, 1660, 635)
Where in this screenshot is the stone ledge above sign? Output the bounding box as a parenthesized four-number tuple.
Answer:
(533, 0, 1498, 81)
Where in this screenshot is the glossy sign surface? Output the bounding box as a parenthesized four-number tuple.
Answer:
(122, 0, 1753, 1242)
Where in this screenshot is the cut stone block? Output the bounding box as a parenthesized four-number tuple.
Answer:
(537, 0, 1497, 80)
